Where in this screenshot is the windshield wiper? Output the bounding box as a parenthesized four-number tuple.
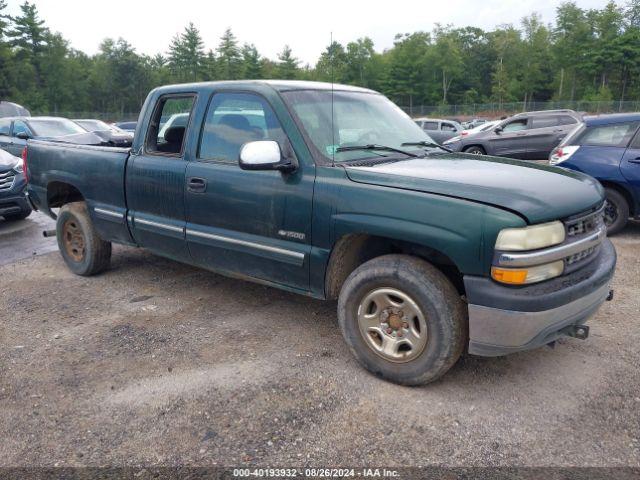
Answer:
(335, 144, 419, 158)
(401, 141, 453, 153)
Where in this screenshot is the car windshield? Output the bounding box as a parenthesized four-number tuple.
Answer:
(75, 119, 113, 132)
(29, 118, 87, 137)
(282, 90, 436, 162)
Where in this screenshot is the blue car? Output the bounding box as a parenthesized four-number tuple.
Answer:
(550, 113, 640, 234)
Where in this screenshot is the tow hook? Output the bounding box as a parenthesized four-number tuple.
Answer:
(606, 289, 614, 301)
(561, 324, 590, 340)
(42, 229, 56, 238)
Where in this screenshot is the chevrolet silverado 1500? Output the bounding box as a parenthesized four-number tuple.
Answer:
(25, 81, 616, 385)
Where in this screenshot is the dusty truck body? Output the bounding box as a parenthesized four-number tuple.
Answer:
(24, 81, 616, 385)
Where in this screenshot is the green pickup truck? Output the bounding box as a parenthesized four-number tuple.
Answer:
(24, 81, 616, 385)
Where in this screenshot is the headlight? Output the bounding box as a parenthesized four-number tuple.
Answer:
(491, 260, 564, 285)
(12, 158, 24, 173)
(495, 221, 565, 251)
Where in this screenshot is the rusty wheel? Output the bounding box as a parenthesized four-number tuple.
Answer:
(62, 219, 86, 262)
(56, 202, 111, 276)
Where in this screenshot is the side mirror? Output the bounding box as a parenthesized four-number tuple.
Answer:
(239, 140, 297, 172)
(494, 126, 503, 135)
(16, 132, 31, 140)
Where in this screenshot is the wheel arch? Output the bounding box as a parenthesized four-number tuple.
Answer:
(46, 181, 86, 217)
(324, 232, 465, 301)
(600, 180, 636, 217)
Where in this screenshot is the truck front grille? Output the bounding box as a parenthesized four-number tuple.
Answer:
(561, 203, 606, 271)
(0, 171, 15, 191)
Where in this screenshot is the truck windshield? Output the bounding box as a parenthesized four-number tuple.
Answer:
(282, 90, 437, 162)
(29, 118, 87, 137)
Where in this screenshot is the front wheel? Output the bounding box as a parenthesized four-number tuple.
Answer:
(56, 202, 112, 276)
(603, 188, 629, 235)
(463, 146, 485, 155)
(337, 255, 467, 386)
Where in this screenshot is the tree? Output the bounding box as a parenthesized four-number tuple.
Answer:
(216, 28, 242, 80)
(167, 23, 205, 82)
(276, 45, 299, 79)
(241, 43, 263, 79)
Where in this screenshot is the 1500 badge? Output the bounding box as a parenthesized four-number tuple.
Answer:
(278, 230, 305, 241)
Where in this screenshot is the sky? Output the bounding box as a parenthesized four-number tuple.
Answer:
(6, 0, 625, 64)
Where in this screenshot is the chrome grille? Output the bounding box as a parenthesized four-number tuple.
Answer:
(0, 170, 15, 191)
(565, 204, 605, 237)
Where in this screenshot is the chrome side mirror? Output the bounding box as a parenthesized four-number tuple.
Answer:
(238, 140, 296, 172)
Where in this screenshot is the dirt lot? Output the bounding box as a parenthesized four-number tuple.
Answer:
(0, 214, 639, 468)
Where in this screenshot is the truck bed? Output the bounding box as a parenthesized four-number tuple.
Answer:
(26, 140, 132, 243)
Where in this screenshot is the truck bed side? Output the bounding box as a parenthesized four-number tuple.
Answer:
(26, 140, 135, 245)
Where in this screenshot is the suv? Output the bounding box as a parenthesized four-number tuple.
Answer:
(447, 110, 581, 159)
(550, 113, 640, 234)
(414, 118, 463, 144)
(0, 148, 31, 221)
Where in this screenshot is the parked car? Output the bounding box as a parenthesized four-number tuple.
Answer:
(0, 117, 108, 156)
(112, 121, 137, 134)
(461, 118, 487, 129)
(413, 117, 463, 144)
(447, 110, 582, 159)
(550, 113, 640, 234)
(73, 119, 134, 147)
(0, 101, 30, 118)
(0, 148, 31, 221)
(443, 120, 501, 146)
(25, 80, 615, 386)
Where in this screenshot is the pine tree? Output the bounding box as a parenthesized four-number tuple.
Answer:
(242, 43, 262, 79)
(216, 28, 241, 80)
(276, 45, 299, 79)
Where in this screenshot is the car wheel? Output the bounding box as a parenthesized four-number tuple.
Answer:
(56, 201, 112, 276)
(337, 254, 467, 386)
(603, 188, 629, 235)
(464, 146, 485, 155)
(3, 206, 32, 221)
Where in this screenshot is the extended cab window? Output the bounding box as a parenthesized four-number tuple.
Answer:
(575, 122, 640, 148)
(198, 92, 286, 162)
(146, 95, 195, 156)
(502, 119, 528, 132)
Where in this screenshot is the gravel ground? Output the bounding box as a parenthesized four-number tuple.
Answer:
(0, 217, 639, 468)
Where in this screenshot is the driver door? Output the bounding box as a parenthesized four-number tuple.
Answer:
(489, 117, 529, 158)
(184, 91, 314, 291)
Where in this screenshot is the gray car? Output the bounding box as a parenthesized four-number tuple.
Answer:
(0, 117, 107, 157)
(446, 110, 582, 159)
(414, 117, 463, 145)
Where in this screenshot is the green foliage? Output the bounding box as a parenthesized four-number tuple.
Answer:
(0, 0, 639, 116)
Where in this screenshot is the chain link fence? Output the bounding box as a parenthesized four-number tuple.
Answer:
(401, 100, 640, 119)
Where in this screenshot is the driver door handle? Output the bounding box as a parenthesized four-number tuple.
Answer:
(187, 177, 207, 193)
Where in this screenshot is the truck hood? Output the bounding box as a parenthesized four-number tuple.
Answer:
(344, 154, 604, 224)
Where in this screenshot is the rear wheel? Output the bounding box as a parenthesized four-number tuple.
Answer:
(337, 254, 467, 386)
(56, 202, 111, 276)
(464, 146, 485, 155)
(603, 188, 629, 235)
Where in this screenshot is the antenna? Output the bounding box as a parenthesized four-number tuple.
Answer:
(330, 31, 335, 167)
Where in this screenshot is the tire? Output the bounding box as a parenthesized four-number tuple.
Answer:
(463, 146, 485, 155)
(603, 188, 629, 235)
(337, 254, 467, 386)
(56, 201, 111, 276)
(3, 206, 32, 221)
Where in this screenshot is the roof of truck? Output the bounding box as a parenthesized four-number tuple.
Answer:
(155, 80, 377, 94)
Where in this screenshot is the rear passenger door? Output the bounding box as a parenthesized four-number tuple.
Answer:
(184, 91, 314, 291)
(126, 94, 196, 262)
(527, 115, 576, 160)
(621, 127, 640, 203)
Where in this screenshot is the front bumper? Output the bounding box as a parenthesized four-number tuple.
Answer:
(0, 193, 31, 217)
(464, 238, 616, 356)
